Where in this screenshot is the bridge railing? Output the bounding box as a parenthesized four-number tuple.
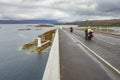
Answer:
(42, 29, 60, 80)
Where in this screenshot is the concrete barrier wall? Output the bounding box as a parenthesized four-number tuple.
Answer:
(42, 29, 60, 80)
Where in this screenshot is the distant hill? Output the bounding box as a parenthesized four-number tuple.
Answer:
(59, 19, 120, 27)
(0, 20, 58, 24)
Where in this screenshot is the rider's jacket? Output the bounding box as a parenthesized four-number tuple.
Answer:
(87, 28, 92, 33)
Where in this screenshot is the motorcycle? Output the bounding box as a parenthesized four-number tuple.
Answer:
(70, 27, 73, 32)
(86, 31, 94, 40)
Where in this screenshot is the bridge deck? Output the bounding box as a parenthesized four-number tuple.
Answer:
(59, 29, 115, 80)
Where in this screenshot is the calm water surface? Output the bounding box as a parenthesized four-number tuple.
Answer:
(0, 24, 54, 80)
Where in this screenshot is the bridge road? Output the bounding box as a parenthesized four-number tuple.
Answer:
(72, 29, 120, 71)
(59, 29, 119, 80)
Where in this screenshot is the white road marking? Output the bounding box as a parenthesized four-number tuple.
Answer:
(63, 30, 77, 43)
(63, 30, 120, 75)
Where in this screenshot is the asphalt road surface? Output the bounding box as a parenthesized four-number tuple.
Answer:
(59, 29, 120, 80)
(73, 29, 120, 71)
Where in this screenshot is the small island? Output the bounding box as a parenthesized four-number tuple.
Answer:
(35, 29, 42, 30)
(18, 28, 31, 31)
(21, 29, 56, 53)
(35, 24, 54, 27)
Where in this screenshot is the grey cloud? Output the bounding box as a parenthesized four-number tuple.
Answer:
(96, 0, 120, 14)
(0, 0, 120, 22)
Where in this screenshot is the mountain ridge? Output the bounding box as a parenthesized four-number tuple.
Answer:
(58, 19, 120, 27)
(0, 20, 58, 24)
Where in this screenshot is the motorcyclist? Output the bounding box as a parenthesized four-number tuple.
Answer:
(85, 26, 93, 39)
(70, 27, 73, 32)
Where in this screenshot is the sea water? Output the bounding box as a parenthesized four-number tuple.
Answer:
(0, 24, 54, 80)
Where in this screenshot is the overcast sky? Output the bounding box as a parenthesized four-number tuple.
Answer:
(0, 0, 120, 22)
